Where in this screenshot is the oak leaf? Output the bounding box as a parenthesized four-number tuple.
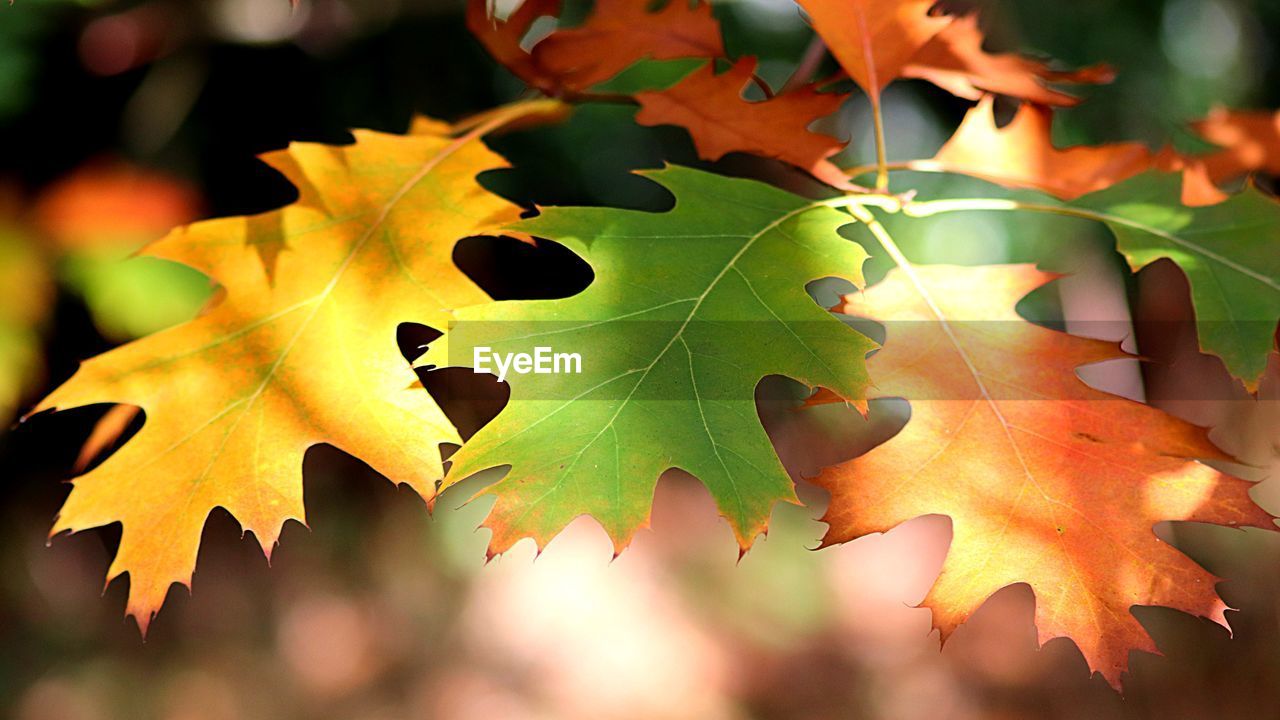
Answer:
(1074, 173, 1280, 388)
(421, 166, 875, 557)
(634, 58, 853, 189)
(797, 0, 1107, 106)
(466, 0, 562, 94)
(532, 0, 724, 92)
(915, 97, 1226, 205)
(796, 0, 949, 101)
(924, 96, 1156, 198)
(901, 15, 1113, 107)
(817, 262, 1274, 689)
(31, 105, 550, 632)
(1191, 107, 1280, 183)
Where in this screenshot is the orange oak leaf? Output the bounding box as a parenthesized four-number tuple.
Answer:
(532, 0, 724, 92)
(1164, 152, 1232, 207)
(923, 96, 1154, 198)
(815, 263, 1274, 689)
(1191, 107, 1280, 183)
(634, 58, 853, 189)
(466, 0, 562, 93)
(906, 96, 1225, 205)
(796, 0, 949, 100)
(30, 103, 551, 633)
(901, 15, 1113, 107)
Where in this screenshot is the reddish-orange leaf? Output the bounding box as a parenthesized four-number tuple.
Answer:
(911, 96, 1224, 205)
(901, 15, 1113, 107)
(1151, 148, 1230, 207)
(532, 0, 724, 92)
(634, 58, 853, 189)
(816, 263, 1274, 689)
(466, 0, 563, 93)
(1191, 107, 1280, 183)
(796, 0, 948, 100)
(922, 96, 1154, 199)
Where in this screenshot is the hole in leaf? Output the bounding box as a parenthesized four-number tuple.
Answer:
(396, 323, 443, 364)
(454, 234, 594, 300)
(419, 367, 510, 442)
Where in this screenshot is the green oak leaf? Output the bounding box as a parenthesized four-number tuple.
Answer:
(1074, 173, 1280, 388)
(422, 165, 874, 556)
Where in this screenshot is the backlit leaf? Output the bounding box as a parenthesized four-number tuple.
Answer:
(32, 104, 554, 632)
(1075, 173, 1280, 388)
(634, 58, 853, 189)
(423, 166, 875, 556)
(818, 262, 1274, 689)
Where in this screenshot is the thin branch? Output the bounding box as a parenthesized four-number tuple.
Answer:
(869, 93, 890, 192)
(782, 35, 828, 94)
(749, 71, 776, 100)
(844, 160, 923, 179)
(848, 5, 890, 192)
(820, 194, 904, 213)
(450, 97, 573, 135)
(559, 90, 639, 105)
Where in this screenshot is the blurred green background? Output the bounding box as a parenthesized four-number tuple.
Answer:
(1, 0, 1279, 718)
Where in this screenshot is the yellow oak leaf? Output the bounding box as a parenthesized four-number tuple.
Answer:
(33, 101, 559, 633)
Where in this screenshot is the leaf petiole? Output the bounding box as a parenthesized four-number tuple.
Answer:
(903, 197, 1077, 219)
(869, 94, 890, 192)
(818, 193, 904, 213)
(782, 35, 829, 94)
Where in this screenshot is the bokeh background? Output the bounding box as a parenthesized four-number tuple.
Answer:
(2, 0, 1279, 718)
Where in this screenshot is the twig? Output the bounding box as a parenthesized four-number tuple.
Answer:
(782, 35, 827, 94)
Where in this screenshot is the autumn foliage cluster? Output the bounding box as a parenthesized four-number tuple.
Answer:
(18, 0, 1280, 692)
